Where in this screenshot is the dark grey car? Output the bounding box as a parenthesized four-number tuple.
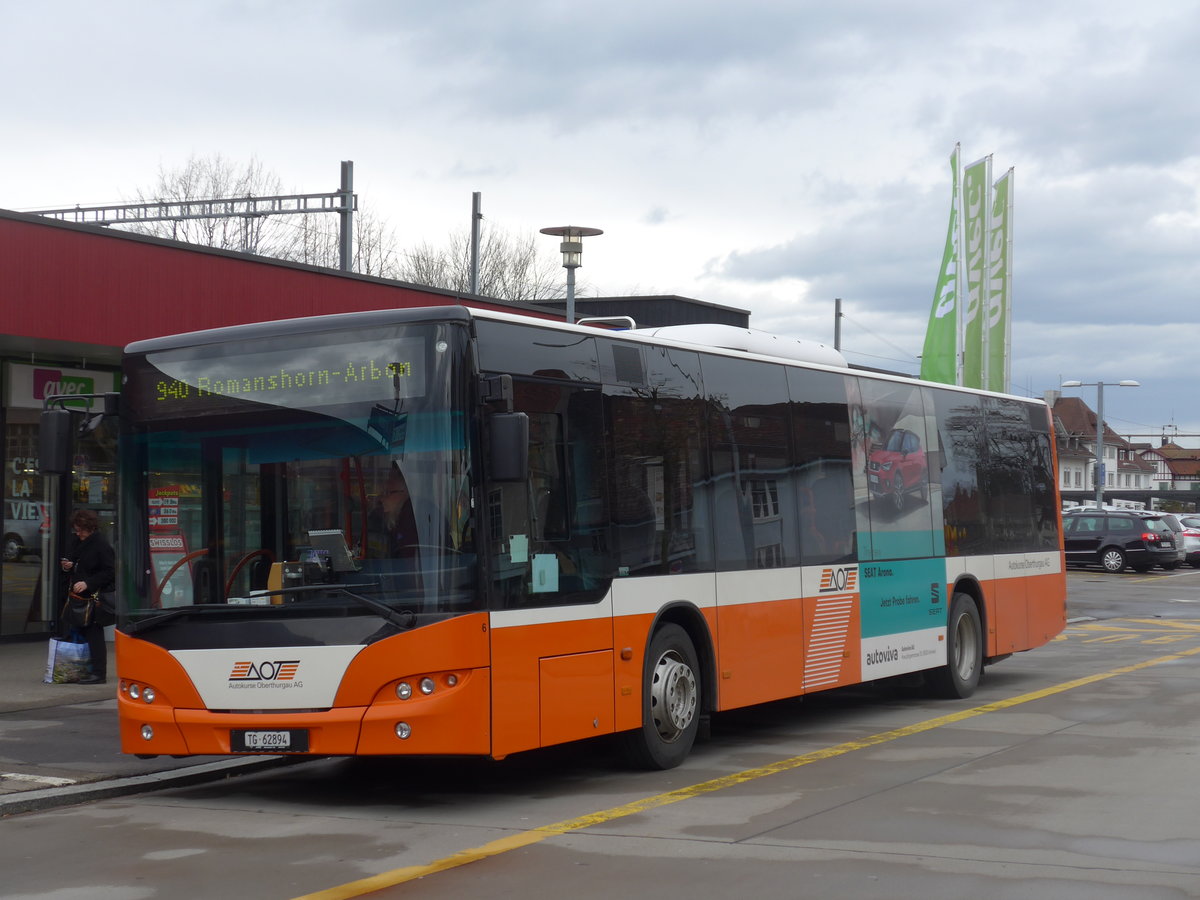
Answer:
(1062, 511, 1178, 573)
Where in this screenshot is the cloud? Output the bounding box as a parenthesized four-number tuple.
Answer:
(6, 0, 1200, 436)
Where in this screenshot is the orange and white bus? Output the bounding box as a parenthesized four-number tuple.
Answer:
(61, 305, 1065, 768)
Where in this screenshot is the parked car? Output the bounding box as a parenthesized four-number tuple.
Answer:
(1062, 510, 1179, 573)
(1173, 513, 1200, 568)
(1149, 512, 1187, 569)
(3, 501, 49, 562)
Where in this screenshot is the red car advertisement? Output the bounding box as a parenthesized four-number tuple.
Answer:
(867, 427, 927, 511)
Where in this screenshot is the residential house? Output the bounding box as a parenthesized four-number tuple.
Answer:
(1137, 442, 1200, 492)
(1045, 392, 1155, 494)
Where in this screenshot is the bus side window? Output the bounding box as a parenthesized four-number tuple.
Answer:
(491, 380, 609, 608)
(788, 368, 856, 566)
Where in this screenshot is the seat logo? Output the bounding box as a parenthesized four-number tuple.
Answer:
(229, 660, 300, 682)
(819, 566, 858, 593)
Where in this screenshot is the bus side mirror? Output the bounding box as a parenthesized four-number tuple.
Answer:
(40, 392, 120, 475)
(490, 412, 529, 482)
(39, 408, 76, 475)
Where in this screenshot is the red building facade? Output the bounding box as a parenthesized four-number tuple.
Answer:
(0, 209, 552, 638)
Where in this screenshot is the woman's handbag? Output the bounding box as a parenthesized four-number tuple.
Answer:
(95, 590, 117, 626)
(60, 591, 98, 628)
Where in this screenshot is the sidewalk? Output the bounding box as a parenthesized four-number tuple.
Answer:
(0, 638, 290, 816)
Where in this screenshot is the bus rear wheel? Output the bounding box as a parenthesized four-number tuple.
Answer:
(620, 623, 701, 770)
(927, 593, 982, 699)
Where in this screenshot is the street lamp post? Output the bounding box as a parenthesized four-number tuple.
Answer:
(1060, 379, 1140, 508)
(539, 225, 603, 324)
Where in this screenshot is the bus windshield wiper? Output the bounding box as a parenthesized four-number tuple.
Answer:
(124, 604, 248, 635)
(271, 583, 418, 631)
(124, 586, 417, 635)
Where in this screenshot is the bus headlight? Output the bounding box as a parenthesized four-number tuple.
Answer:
(396, 682, 412, 700)
(395, 722, 412, 739)
(142, 687, 156, 704)
(141, 725, 154, 741)
(420, 677, 436, 695)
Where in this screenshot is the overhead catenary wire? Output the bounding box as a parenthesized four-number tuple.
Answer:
(838, 312, 920, 370)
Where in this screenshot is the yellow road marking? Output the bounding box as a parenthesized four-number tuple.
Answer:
(293, 645, 1200, 900)
(1068, 619, 1200, 636)
(1122, 618, 1200, 631)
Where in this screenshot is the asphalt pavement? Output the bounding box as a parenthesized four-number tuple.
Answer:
(0, 568, 1187, 822)
(0, 637, 290, 816)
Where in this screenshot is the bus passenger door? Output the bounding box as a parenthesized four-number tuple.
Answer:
(486, 383, 615, 758)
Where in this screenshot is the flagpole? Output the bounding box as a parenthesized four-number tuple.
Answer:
(954, 146, 964, 386)
(1004, 168, 1014, 394)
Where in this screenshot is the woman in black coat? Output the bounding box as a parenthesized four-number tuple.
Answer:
(60, 508, 115, 684)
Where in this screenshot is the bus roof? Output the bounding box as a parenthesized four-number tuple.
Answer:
(124, 303, 1044, 407)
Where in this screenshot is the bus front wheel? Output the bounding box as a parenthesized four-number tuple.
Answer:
(620, 623, 701, 770)
(927, 593, 983, 699)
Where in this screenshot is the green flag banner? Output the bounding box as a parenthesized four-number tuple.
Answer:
(919, 145, 960, 385)
(959, 155, 991, 390)
(986, 169, 1013, 394)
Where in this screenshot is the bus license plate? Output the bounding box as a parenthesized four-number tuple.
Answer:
(231, 729, 309, 752)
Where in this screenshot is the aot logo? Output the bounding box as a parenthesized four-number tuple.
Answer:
(819, 566, 858, 593)
(229, 660, 300, 682)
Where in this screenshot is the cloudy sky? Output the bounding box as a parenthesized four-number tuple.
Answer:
(5, 1, 1199, 442)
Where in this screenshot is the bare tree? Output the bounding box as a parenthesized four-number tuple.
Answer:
(397, 224, 570, 303)
(120, 154, 400, 277)
(123, 154, 283, 254)
(286, 204, 401, 278)
(119, 155, 569, 299)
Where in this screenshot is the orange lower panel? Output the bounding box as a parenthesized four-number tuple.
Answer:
(171, 706, 369, 756)
(989, 576, 1027, 656)
(612, 612, 657, 732)
(539, 651, 614, 747)
(1024, 570, 1067, 649)
(125, 668, 493, 757)
(357, 667, 491, 755)
(715, 597, 805, 711)
(490, 617, 613, 759)
(983, 569, 1067, 657)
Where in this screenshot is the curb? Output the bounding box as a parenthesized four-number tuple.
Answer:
(0, 755, 303, 817)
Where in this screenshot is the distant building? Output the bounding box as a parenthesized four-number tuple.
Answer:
(1136, 441, 1200, 492)
(1046, 392, 1154, 494)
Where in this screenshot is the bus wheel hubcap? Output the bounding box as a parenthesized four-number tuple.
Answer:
(954, 613, 979, 680)
(650, 651, 697, 743)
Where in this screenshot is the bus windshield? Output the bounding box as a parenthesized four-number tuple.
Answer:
(117, 321, 478, 628)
